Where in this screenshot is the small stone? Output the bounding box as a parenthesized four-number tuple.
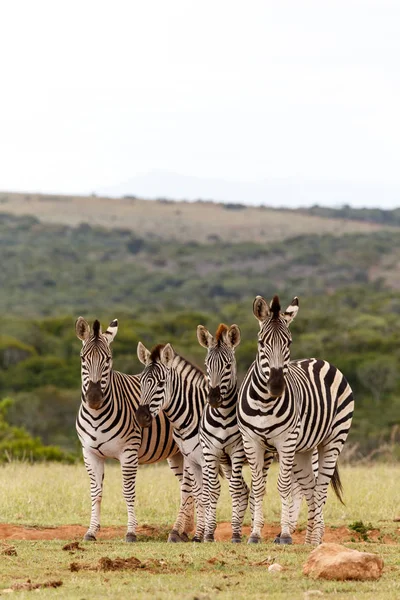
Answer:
(268, 563, 283, 572)
(303, 543, 383, 581)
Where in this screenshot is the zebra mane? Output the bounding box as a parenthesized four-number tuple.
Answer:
(150, 344, 166, 361)
(92, 320, 101, 338)
(270, 295, 281, 319)
(215, 323, 229, 345)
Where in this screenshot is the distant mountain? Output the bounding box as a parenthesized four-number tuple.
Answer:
(98, 170, 400, 209)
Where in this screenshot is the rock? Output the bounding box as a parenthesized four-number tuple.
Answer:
(303, 543, 383, 581)
(268, 563, 284, 572)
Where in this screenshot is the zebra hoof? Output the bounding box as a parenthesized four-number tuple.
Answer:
(247, 535, 261, 544)
(168, 530, 182, 543)
(274, 535, 281, 544)
(83, 532, 96, 542)
(279, 535, 292, 545)
(125, 532, 137, 543)
(192, 535, 203, 543)
(204, 535, 215, 543)
(231, 536, 242, 543)
(179, 532, 189, 542)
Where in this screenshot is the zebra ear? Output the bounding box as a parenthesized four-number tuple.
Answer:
(283, 297, 299, 326)
(225, 324, 241, 349)
(75, 317, 90, 342)
(104, 319, 118, 343)
(253, 296, 270, 322)
(161, 343, 175, 368)
(137, 341, 151, 365)
(197, 325, 213, 348)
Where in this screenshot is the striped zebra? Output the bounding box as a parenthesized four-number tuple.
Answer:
(237, 296, 354, 545)
(197, 322, 311, 543)
(75, 318, 194, 543)
(136, 342, 209, 542)
(197, 323, 252, 542)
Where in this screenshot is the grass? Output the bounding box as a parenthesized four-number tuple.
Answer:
(0, 462, 399, 599)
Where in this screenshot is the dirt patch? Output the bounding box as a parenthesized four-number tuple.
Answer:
(62, 541, 85, 552)
(71, 555, 179, 574)
(0, 522, 397, 544)
(3, 580, 62, 592)
(1, 542, 18, 556)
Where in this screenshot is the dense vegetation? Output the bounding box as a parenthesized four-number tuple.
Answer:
(0, 211, 399, 461)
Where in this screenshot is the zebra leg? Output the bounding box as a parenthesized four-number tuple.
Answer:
(187, 461, 206, 542)
(291, 451, 316, 544)
(120, 446, 140, 542)
(229, 451, 249, 543)
(243, 437, 273, 544)
(204, 454, 222, 542)
(273, 464, 306, 543)
(275, 442, 298, 544)
(311, 444, 341, 545)
(167, 453, 195, 542)
(82, 448, 105, 541)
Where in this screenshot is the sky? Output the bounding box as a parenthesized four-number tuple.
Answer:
(0, 0, 399, 207)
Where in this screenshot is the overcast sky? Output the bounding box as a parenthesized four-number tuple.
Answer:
(1, 1, 399, 207)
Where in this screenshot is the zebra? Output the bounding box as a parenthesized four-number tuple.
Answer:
(237, 295, 354, 545)
(197, 323, 252, 543)
(197, 322, 311, 543)
(135, 342, 210, 542)
(75, 317, 194, 543)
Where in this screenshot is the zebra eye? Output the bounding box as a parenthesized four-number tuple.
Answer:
(157, 380, 166, 388)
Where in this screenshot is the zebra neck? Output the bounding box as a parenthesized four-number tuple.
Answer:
(251, 359, 278, 403)
(213, 384, 238, 414)
(164, 355, 207, 438)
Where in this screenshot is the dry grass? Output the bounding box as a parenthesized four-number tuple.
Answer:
(0, 462, 399, 599)
(0, 191, 395, 243)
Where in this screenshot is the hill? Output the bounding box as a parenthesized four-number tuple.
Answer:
(0, 191, 397, 244)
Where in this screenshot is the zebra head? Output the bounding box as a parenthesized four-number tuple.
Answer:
(197, 323, 240, 408)
(75, 317, 118, 410)
(135, 342, 175, 428)
(253, 295, 299, 397)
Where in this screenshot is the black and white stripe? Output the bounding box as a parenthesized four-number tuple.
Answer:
(197, 323, 252, 542)
(237, 296, 354, 545)
(75, 318, 194, 542)
(136, 342, 209, 542)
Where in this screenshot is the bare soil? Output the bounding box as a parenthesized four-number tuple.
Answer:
(0, 522, 396, 544)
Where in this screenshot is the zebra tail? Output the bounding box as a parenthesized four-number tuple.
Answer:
(330, 464, 345, 505)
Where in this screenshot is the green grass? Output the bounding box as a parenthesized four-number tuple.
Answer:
(0, 463, 399, 599)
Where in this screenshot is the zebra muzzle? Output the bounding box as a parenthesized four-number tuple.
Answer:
(208, 386, 222, 408)
(267, 368, 285, 397)
(136, 405, 153, 428)
(85, 381, 104, 409)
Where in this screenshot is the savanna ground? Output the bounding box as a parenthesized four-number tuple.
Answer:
(0, 462, 399, 599)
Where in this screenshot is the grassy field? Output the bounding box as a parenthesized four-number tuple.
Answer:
(1, 191, 396, 244)
(0, 462, 399, 599)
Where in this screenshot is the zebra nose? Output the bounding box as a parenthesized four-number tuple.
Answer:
(85, 381, 103, 408)
(208, 386, 221, 408)
(136, 405, 153, 428)
(268, 368, 285, 397)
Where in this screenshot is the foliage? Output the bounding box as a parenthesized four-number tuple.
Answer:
(0, 398, 75, 463)
(0, 212, 400, 458)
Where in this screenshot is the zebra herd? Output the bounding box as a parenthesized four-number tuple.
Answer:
(75, 295, 354, 545)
